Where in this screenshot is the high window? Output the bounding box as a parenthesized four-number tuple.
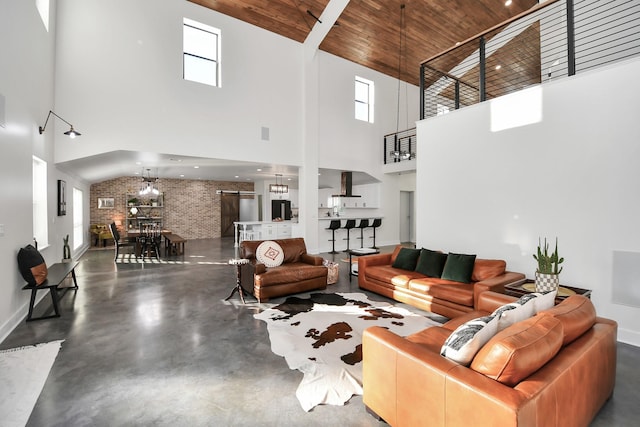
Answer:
(355, 76, 374, 123)
(183, 18, 221, 87)
(36, 0, 49, 31)
(32, 156, 48, 248)
(73, 188, 84, 250)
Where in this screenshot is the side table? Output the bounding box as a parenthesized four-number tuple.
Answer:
(346, 248, 380, 282)
(226, 258, 251, 304)
(504, 279, 591, 304)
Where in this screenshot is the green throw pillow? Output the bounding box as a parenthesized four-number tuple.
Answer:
(392, 248, 421, 271)
(415, 249, 448, 278)
(441, 252, 477, 283)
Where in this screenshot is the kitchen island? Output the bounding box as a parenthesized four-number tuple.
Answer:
(233, 221, 296, 247)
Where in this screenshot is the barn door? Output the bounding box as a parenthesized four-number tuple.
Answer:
(220, 193, 240, 237)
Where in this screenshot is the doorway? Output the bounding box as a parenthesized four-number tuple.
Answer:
(220, 193, 239, 237)
(399, 191, 414, 244)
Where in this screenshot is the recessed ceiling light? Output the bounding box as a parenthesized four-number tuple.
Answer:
(495, 64, 502, 70)
(193, 166, 199, 169)
(505, 0, 512, 6)
(257, 168, 262, 172)
(179, 174, 185, 177)
(235, 175, 239, 178)
(135, 161, 142, 165)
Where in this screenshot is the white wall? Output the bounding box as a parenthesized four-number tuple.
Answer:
(317, 51, 420, 180)
(53, 0, 304, 167)
(416, 57, 640, 346)
(0, 0, 91, 342)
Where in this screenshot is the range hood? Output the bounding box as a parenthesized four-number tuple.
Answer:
(332, 171, 361, 197)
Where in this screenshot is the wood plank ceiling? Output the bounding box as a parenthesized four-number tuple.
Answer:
(188, 0, 538, 86)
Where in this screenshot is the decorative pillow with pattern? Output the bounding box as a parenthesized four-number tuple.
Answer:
(532, 290, 557, 312)
(440, 315, 499, 366)
(492, 294, 537, 331)
(256, 241, 285, 267)
(17, 244, 48, 286)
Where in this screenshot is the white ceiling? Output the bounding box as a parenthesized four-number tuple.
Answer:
(56, 150, 377, 189)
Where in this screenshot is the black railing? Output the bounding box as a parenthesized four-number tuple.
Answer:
(384, 128, 417, 165)
(420, 0, 640, 119)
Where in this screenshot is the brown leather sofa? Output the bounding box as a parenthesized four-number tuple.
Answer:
(358, 245, 526, 318)
(240, 238, 328, 302)
(362, 291, 617, 427)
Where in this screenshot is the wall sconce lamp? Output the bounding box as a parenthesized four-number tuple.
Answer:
(269, 174, 289, 194)
(39, 110, 82, 138)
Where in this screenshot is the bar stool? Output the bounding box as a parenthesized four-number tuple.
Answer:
(356, 219, 369, 248)
(342, 219, 356, 252)
(326, 219, 341, 254)
(370, 218, 382, 249)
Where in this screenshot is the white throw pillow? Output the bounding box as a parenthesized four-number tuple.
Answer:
(533, 290, 557, 312)
(256, 241, 284, 267)
(440, 315, 499, 366)
(492, 295, 536, 331)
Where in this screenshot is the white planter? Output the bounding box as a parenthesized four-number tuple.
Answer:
(535, 272, 560, 293)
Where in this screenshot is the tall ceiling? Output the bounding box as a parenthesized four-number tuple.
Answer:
(188, 0, 538, 86)
(63, 0, 540, 185)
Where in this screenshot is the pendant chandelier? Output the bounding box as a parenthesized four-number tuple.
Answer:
(139, 168, 160, 196)
(269, 174, 289, 194)
(389, 4, 415, 162)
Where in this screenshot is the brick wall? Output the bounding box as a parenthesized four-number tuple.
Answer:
(89, 177, 254, 239)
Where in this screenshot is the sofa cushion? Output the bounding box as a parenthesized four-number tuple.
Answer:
(440, 315, 499, 366)
(392, 247, 421, 271)
(414, 249, 448, 278)
(256, 241, 285, 267)
(409, 279, 474, 307)
(441, 253, 476, 284)
(470, 315, 563, 386)
(255, 262, 327, 287)
(538, 295, 596, 345)
(471, 259, 506, 282)
(364, 265, 426, 289)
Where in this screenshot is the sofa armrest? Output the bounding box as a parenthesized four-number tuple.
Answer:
(473, 271, 526, 309)
(301, 253, 324, 266)
(476, 291, 518, 313)
(254, 262, 266, 274)
(363, 326, 530, 427)
(357, 252, 393, 269)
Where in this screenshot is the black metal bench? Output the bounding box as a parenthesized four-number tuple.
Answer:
(22, 261, 79, 321)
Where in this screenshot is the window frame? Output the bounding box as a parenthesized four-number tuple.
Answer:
(355, 76, 375, 123)
(183, 18, 222, 87)
(32, 156, 49, 249)
(73, 187, 84, 250)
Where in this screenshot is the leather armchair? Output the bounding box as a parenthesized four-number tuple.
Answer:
(240, 237, 328, 302)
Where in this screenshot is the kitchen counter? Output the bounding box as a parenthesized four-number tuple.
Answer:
(233, 221, 295, 247)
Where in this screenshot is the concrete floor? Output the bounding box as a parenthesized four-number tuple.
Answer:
(1, 238, 638, 426)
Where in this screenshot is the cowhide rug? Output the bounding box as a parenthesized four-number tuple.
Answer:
(254, 292, 439, 411)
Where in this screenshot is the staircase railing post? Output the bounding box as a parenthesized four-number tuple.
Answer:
(419, 63, 425, 120)
(479, 36, 486, 102)
(566, 0, 576, 76)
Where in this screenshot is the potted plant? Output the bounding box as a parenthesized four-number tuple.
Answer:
(533, 237, 564, 292)
(128, 197, 138, 206)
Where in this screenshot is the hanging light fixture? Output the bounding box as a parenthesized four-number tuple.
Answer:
(389, 4, 415, 163)
(269, 174, 289, 194)
(139, 168, 160, 196)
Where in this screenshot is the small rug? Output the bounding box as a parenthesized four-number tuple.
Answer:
(254, 293, 438, 411)
(0, 340, 64, 427)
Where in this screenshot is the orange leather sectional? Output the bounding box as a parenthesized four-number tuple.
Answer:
(362, 291, 617, 427)
(240, 238, 328, 302)
(358, 245, 526, 318)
